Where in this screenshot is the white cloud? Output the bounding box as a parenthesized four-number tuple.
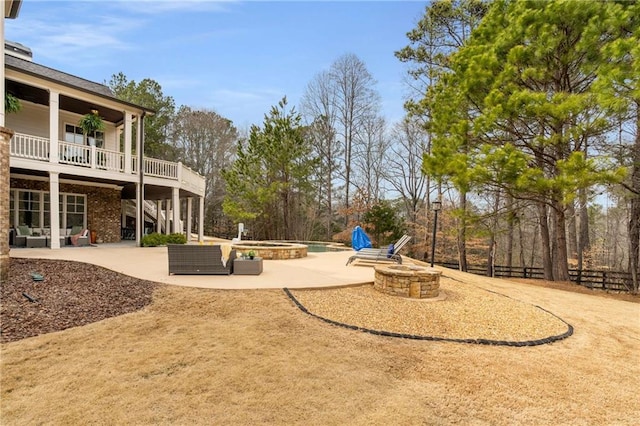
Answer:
(106, 0, 240, 15)
(6, 15, 141, 64)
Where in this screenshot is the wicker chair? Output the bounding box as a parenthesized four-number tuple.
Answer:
(167, 244, 235, 275)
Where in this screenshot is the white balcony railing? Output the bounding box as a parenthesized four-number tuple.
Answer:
(58, 141, 91, 167)
(180, 163, 205, 195)
(131, 156, 179, 179)
(10, 133, 49, 160)
(95, 149, 125, 172)
(10, 133, 205, 195)
(145, 157, 178, 179)
(10, 133, 203, 195)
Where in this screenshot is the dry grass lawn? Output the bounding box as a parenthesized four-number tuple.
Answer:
(1, 269, 639, 425)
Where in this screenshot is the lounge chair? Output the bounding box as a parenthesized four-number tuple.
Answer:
(168, 244, 236, 275)
(346, 234, 412, 266)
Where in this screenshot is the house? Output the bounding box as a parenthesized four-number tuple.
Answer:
(4, 43, 206, 248)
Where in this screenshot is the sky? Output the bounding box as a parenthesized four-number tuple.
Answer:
(5, 0, 428, 130)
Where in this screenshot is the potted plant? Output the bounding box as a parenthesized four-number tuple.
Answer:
(78, 109, 105, 140)
(5, 93, 21, 114)
(248, 250, 256, 260)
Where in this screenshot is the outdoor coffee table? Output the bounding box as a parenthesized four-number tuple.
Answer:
(234, 258, 263, 275)
(46, 236, 67, 247)
(25, 236, 46, 248)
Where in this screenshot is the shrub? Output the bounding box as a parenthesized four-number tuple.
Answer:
(141, 233, 165, 247)
(141, 232, 187, 247)
(166, 233, 187, 244)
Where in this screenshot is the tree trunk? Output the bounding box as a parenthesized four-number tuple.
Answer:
(538, 202, 554, 280)
(577, 187, 590, 271)
(344, 127, 352, 226)
(457, 190, 468, 272)
(506, 195, 514, 269)
(629, 194, 640, 293)
(518, 218, 526, 268)
(486, 192, 500, 276)
(326, 177, 333, 241)
(628, 106, 640, 293)
(552, 202, 570, 281)
(566, 200, 578, 262)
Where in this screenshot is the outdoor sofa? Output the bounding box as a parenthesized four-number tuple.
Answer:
(167, 244, 236, 275)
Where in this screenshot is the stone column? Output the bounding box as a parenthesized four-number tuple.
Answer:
(1, 126, 15, 284)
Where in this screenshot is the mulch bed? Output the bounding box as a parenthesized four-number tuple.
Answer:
(1, 258, 157, 343)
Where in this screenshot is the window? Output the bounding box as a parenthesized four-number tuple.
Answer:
(12, 190, 86, 230)
(44, 193, 50, 227)
(65, 194, 85, 228)
(65, 123, 104, 148)
(18, 191, 40, 228)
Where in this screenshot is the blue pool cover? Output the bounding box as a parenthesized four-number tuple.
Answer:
(351, 226, 372, 251)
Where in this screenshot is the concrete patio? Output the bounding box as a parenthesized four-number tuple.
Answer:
(9, 242, 384, 290)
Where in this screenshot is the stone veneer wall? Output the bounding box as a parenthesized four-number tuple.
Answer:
(374, 265, 441, 299)
(1, 127, 14, 284)
(232, 244, 308, 260)
(9, 178, 122, 243)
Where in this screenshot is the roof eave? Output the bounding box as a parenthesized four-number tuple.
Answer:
(5, 0, 22, 19)
(5, 62, 156, 116)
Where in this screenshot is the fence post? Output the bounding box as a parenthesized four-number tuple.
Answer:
(602, 271, 607, 290)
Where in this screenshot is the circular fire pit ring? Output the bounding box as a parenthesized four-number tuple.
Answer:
(374, 264, 442, 299)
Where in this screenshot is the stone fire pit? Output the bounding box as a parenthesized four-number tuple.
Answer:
(374, 264, 442, 299)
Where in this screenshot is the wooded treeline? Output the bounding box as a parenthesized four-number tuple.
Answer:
(397, 0, 638, 291)
(110, 0, 639, 292)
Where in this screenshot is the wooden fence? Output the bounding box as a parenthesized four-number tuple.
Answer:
(438, 262, 633, 292)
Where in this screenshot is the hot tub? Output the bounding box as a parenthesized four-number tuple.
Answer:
(231, 241, 308, 260)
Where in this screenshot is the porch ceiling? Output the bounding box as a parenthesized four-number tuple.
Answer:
(11, 168, 131, 189)
(121, 183, 200, 201)
(6, 79, 124, 124)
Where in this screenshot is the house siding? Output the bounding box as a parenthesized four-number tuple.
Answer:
(6, 100, 119, 151)
(5, 101, 49, 138)
(10, 178, 123, 243)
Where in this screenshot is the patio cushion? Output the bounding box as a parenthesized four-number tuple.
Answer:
(387, 244, 395, 258)
(17, 225, 31, 236)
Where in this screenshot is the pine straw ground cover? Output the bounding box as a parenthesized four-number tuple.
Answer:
(1, 259, 639, 425)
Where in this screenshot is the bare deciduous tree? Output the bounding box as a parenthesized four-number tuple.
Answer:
(301, 71, 342, 240)
(329, 53, 381, 225)
(352, 114, 387, 207)
(171, 106, 238, 235)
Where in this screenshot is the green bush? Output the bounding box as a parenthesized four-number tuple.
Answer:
(166, 233, 187, 244)
(141, 233, 165, 247)
(141, 232, 187, 247)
